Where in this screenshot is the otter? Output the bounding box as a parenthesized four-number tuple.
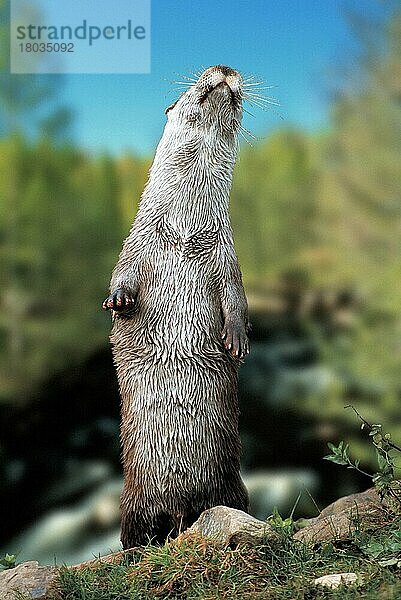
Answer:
(103, 64, 250, 549)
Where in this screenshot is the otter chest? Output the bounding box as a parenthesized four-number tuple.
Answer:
(156, 218, 220, 260)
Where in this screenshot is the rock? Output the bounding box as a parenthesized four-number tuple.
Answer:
(184, 505, 278, 546)
(314, 572, 361, 589)
(0, 561, 57, 600)
(294, 487, 387, 544)
(317, 487, 385, 519)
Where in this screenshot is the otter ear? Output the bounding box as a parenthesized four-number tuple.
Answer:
(165, 101, 177, 115)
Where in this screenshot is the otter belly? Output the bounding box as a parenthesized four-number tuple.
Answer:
(111, 253, 248, 546)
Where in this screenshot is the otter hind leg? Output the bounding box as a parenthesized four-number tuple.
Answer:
(121, 509, 205, 548)
(120, 509, 150, 549)
(120, 507, 179, 549)
(212, 475, 250, 514)
(120, 491, 249, 549)
(227, 479, 250, 513)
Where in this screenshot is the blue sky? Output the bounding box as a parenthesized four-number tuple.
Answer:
(38, 1, 393, 155)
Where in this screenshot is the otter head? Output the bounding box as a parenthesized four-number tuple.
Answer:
(165, 65, 243, 140)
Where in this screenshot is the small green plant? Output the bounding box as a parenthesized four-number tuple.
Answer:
(324, 405, 401, 506)
(267, 491, 302, 538)
(268, 506, 296, 537)
(0, 553, 17, 571)
(353, 519, 401, 569)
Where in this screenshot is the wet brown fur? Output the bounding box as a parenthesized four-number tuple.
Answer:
(103, 65, 250, 548)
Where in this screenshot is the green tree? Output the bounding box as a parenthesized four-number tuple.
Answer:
(232, 129, 317, 285)
(299, 9, 401, 464)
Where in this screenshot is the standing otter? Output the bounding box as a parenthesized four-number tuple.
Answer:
(103, 65, 250, 549)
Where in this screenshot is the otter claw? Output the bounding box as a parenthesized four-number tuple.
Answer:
(102, 288, 136, 312)
(221, 320, 249, 359)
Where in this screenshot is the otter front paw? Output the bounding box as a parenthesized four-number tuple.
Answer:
(221, 319, 249, 359)
(102, 288, 136, 312)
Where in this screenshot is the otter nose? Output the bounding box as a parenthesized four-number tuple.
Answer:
(225, 74, 241, 95)
(199, 65, 242, 93)
(215, 65, 237, 77)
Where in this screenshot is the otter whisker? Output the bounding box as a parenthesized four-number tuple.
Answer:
(245, 90, 279, 100)
(242, 106, 256, 118)
(244, 92, 280, 106)
(172, 73, 198, 86)
(190, 68, 204, 78)
(243, 97, 270, 110)
(240, 124, 258, 140)
(179, 77, 198, 84)
(246, 98, 281, 110)
(172, 81, 196, 87)
(174, 71, 198, 81)
(242, 76, 273, 84)
(242, 77, 266, 86)
(238, 128, 253, 146)
(241, 71, 260, 80)
(241, 76, 280, 113)
(243, 94, 283, 120)
(237, 125, 258, 147)
(243, 95, 281, 110)
(242, 84, 277, 92)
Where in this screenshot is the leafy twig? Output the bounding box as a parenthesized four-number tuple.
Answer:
(344, 405, 401, 453)
(324, 441, 372, 478)
(325, 408, 401, 507)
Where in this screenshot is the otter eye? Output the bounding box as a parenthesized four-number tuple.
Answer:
(165, 101, 177, 115)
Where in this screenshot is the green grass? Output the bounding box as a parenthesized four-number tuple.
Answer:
(50, 517, 401, 600)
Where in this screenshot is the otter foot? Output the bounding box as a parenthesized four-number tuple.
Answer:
(102, 288, 136, 312)
(221, 318, 249, 359)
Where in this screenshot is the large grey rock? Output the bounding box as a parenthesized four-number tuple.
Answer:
(184, 505, 278, 546)
(0, 561, 57, 599)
